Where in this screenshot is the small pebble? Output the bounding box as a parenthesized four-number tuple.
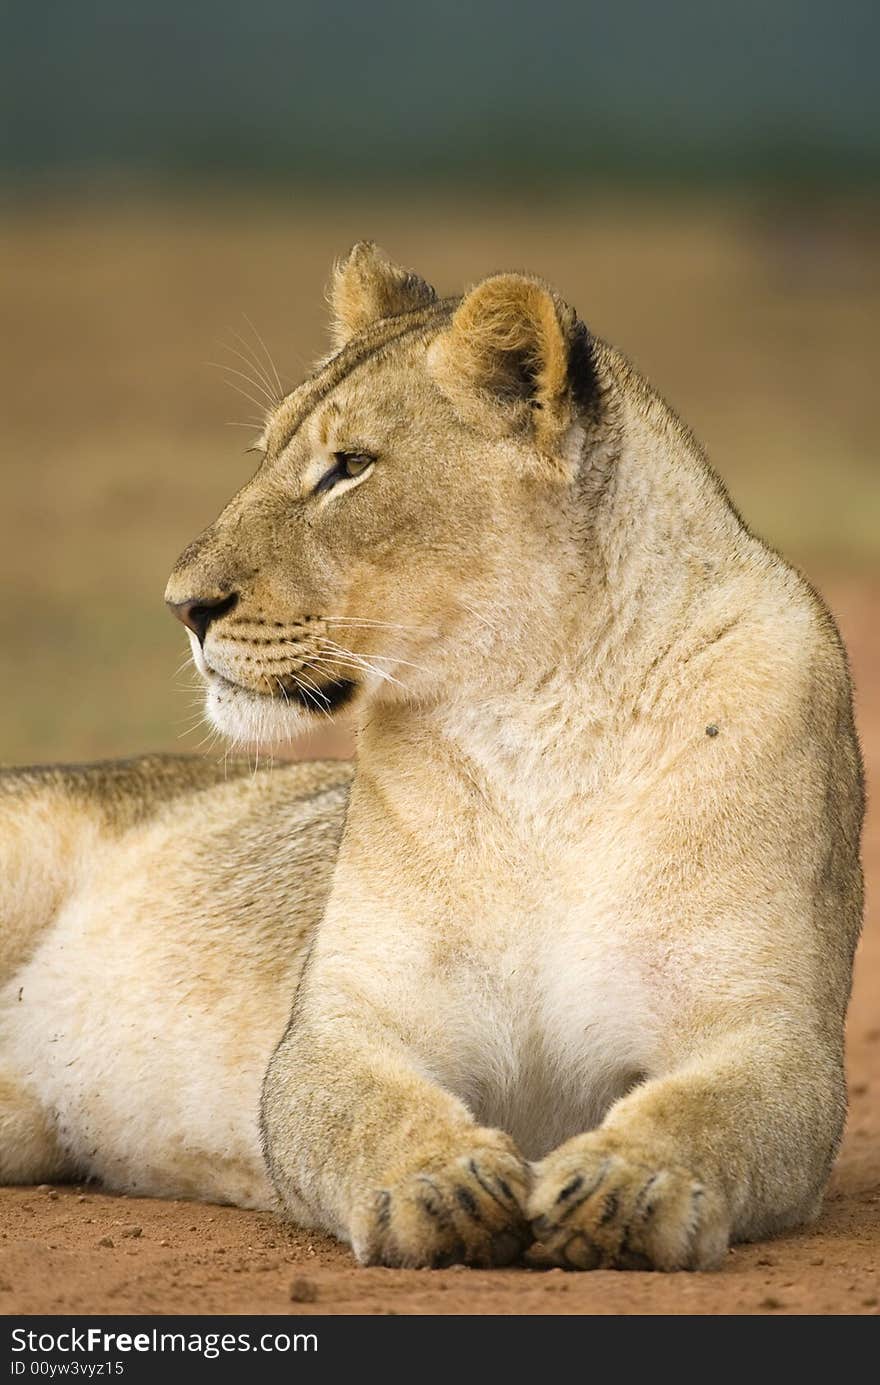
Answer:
(705, 724, 719, 738)
(289, 1277, 319, 1303)
(120, 1225, 143, 1239)
(97, 1236, 115, 1249)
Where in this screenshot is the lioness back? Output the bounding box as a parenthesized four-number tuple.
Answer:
(0, 754, 350, 982)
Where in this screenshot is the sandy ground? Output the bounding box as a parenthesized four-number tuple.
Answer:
(0, 576, 878, 1316)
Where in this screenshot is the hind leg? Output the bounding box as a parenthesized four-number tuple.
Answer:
(0, 1066, 71, 1184)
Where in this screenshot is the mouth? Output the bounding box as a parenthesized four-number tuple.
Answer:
(283, 676, 358, 714)
(187, 629, 358, 716)
(194, 657, 360, 749)
(205, 664, 358, 713)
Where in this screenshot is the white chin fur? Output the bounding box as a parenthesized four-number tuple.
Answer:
(204, 676, 315, 749)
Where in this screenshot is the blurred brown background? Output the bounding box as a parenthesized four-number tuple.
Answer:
(1, 3, 878, 766)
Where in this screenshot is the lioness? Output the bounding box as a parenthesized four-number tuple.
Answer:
(0, 246, 863, 1272)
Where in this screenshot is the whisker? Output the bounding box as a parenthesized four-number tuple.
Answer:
(317, 638, 430, 676)
(221, 379, 270, 415)
(214, 375, 273, 417)
(272, 661, 333, 716)
(175, 717, 207, 737)
(459, 600, 499, 635)
(220, 336, 279, 404)
(287, 667, 334, 720)
(192, 723, 222, 752)
(229, 325, 283, 406)
(271, 673, 321, 735)
(242, 313, 285, 401)
(207, 361, 277, 409)
(304, 649, 407, 693)
(324, 616, 437, 634)
(315, 636, 427, 678)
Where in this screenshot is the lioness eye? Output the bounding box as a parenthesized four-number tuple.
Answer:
(314, 451, 375, 495)
(340, 452, 373, 477)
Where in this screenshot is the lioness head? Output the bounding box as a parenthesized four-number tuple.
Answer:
(166, 244, 609, 746)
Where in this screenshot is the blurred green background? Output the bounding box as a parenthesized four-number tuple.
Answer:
(1, 1, 878, 764)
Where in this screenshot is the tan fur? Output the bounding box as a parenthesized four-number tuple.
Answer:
(1, 247, 863, 1273)
(329, 241, 436, 350)
(429, 273, 584, 455)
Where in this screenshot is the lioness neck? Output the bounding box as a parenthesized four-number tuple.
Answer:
(355, 364, 757, 834)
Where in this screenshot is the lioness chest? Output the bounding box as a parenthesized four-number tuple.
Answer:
(438, 908, 657, 1161)
(326, 834, 666, 1162)
(446, 925, 654, 1163)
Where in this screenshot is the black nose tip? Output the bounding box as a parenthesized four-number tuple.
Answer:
(167, 591, 238, 643)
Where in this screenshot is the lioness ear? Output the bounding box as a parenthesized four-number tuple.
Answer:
(329, 242, 437, 348)
(428, 273, 597, 465)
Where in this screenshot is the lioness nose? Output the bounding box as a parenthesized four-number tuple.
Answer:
(166, 592, 238, 643)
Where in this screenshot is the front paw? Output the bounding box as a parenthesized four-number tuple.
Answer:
(351, 1131, 531, 1268)
(528, 1132, 729, 1271)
